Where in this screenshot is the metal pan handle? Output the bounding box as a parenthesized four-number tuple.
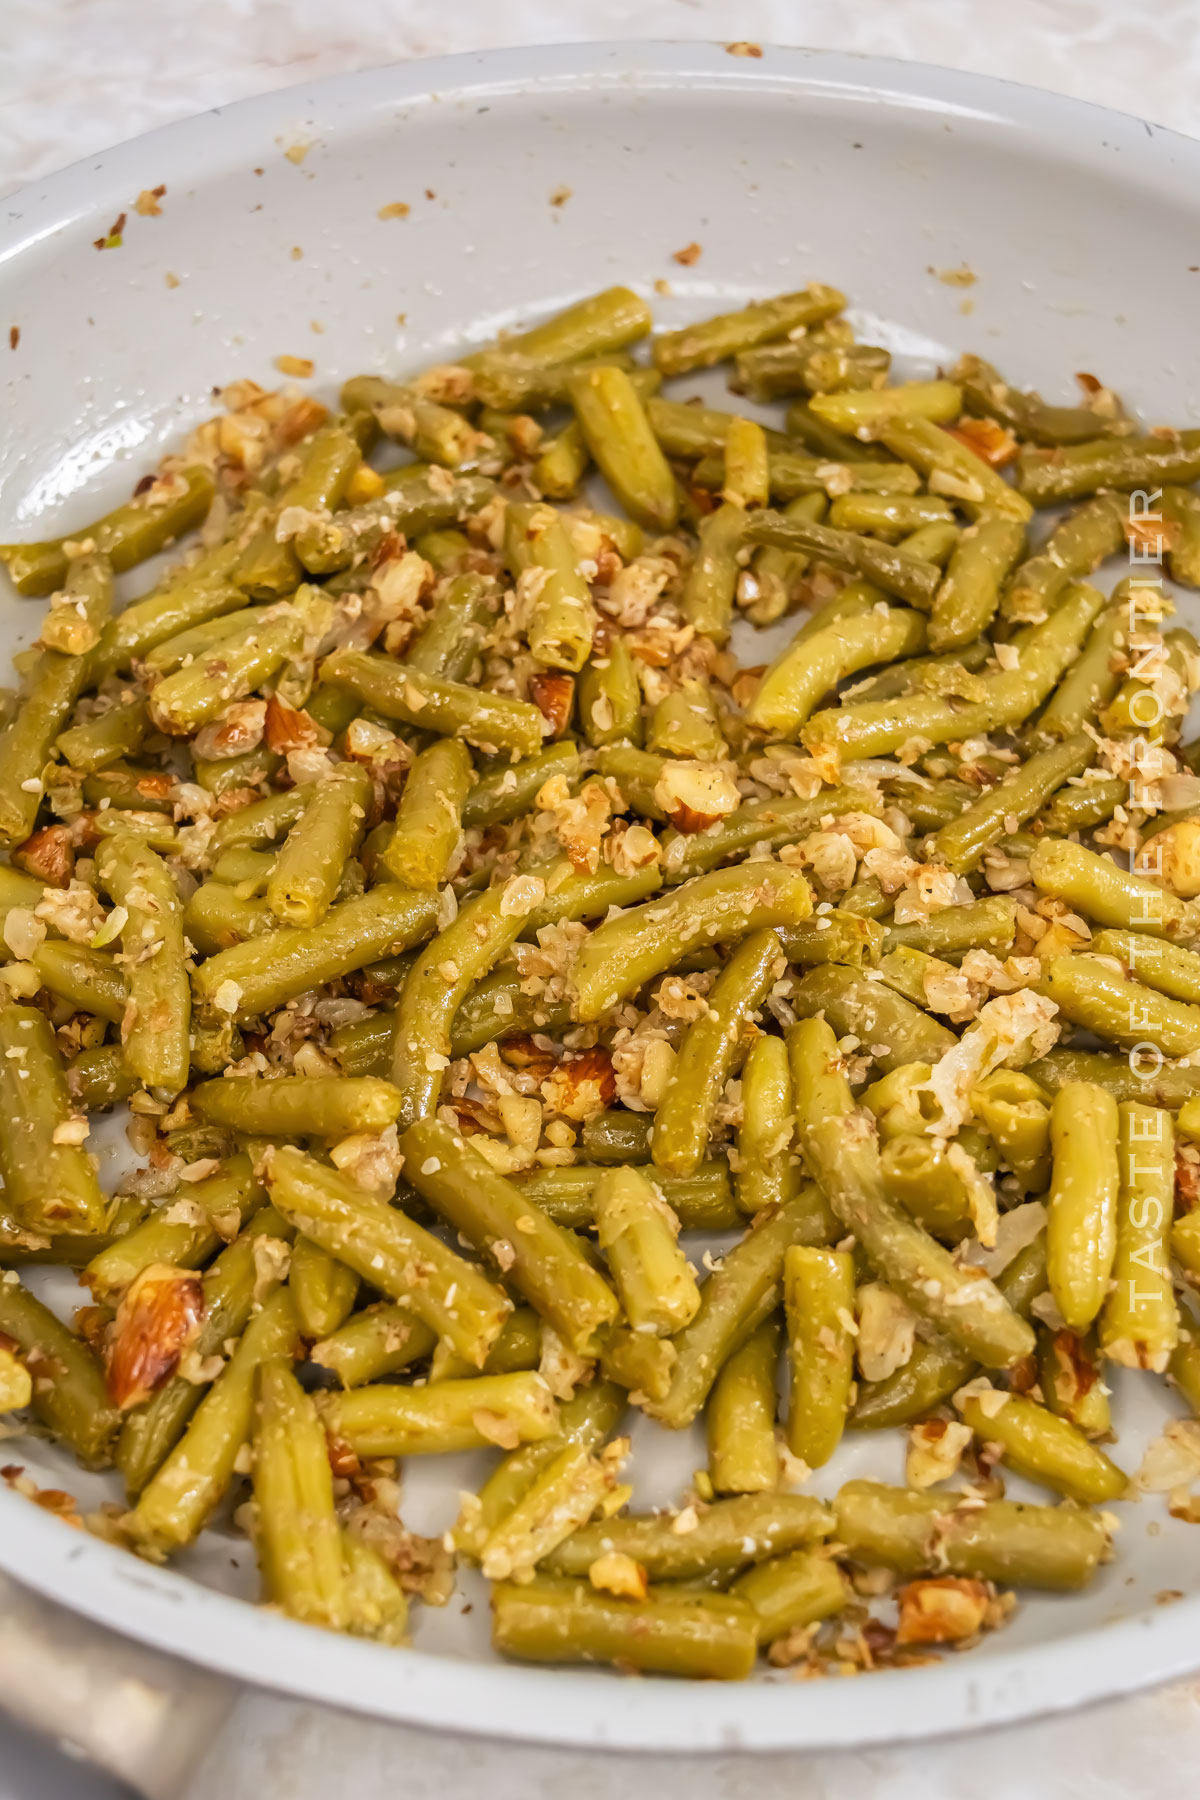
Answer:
(0, 1571, 235, 1799)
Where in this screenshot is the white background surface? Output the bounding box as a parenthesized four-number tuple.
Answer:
(5, 3, 1200, 1796)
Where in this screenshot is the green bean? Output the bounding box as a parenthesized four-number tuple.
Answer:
(652, 930, 782, 1177)
(544, 1491, 832, 1581)
(828, 493, 956, 537)
(490, 1579, 758, 1681)
(741, 493, 828, 624)
(1046, 1081, 1120, 1333)
(322, 648, 546, 757)
(294, 474, 493, 574)
(680, 502, 746, 642)
(193, 1073, 401, 1138)
(571, 864, 812, 1021)
(141, 605, 274, 680)
(400, 1118, 619, 1354)
(955, 1386, 1127, 1504)
(567, 365, 676, 532)
(309, 1306, 437, 1388)
(0, 1006, 106, 1233)
(95, 835, 189, 1093)
(783, 1244, 855, 1468)
(1162, 485, 1200, 587)
(1002, 497, 1126, 625)
(731, 1548, 850, 1644)
(193, 884, 439, 1020)
(652, 286, 845, 376)
(234, 424, 363, 595)
(746, 601, 927, 737)
(657, 785, 875, 883)
(810, 379, 963, 434)
(1039, 776, 1125, 836)
(30, 940, 126, 1024)
(320, 1371, 557, 1457)
(598, 1323, 677, 1402)
(1099, 1100, 1177, 1370)
(971, 1070, 1050, 1190)
(461, 744, 580, 830)
(516, 1163, 738, 1232)
(468, 287, 652, 370)
(792, 1016, 1033, 1368)
(0, 554, 112, 843)
(720, 415, 769, 510)
(56, 695, 151, 775)
(707, 1319, 782, 1495)
(532, 419, 589, 497)
(429, 1306, 545, 1383)
(804, 581, 1104, 759)
(784, 398, 876, 462)
(1041, 953, 1200, 1057)
(879, 1135, 978, 1240)
(252, 1358, 348, 1628)
(1169, 1315, 1200, 1416)
(852, 1234, 1047, 1429)
(834, 1480, 1107, 1590)
(284, 1234, 360, 1341)
(1017, 430, 1200, 505)
(928, 514, 1026, 651)
(455, 1380, 627, 1561)
(956, 355, 1117, 446)
(1037, 1327, 1111, 1439)
(745, 512, 940, 610)
(647, 1185, 836, 1429)
(480, 1439, 626, 1583)
(577, 633, 642, 748)
(1032, 838, 1200, 942)
(877, 414, 1032, 521)
(778, 910, 885, 969)
(0, 467, 214, 597)
(647, 683, 726, 761)
(933, 733, 1094, 874)
(184, 881, 271, 955)
(735, 1034, 803, 1215)
(0, 1194, 149, 1271)
(1029, 1047, 1200, 1109)
(593, 1165, 701, 1334)
(66, 1043, 141, 1111)
(85, 1154, 264, 1303)
(790, 965, 956, 1074)
(0, 1273, 118, 1463)
(581, 1109, 653, 1164)
(884, 896, 1018, 961)
(379, 740, 471, 889)
(503, 502, 595, 673)
(146, 608, 303, 737)
(264, 762, 371, 928)
(644, 397, 787, 463)
(1090, 929, 1200, 1006)
(265, 1143, 511, 1365)
(406, 572, 497, 682)
(391, 886, 524, 1128)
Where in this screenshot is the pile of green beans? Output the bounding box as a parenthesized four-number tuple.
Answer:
(2, 277, 1198, 1682)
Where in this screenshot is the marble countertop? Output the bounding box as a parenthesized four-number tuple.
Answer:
(4, 4, 1200, 1795)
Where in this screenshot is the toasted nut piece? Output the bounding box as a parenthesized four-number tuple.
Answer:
(529, 671, 575, 738)
(0, 1333, 31, 1413)
(653, 760, 741, 834)
(13, 824, 74, 888)
(895, 1576, 991, 1645)
(264, 693, 326, 755)
(1137, 819, 1200, 898)
(105, 1261, 205, 1409)
(588, 1550, 649, 1599)
(541, 1048, 617, 1122)
(945, 418, 1019, 468)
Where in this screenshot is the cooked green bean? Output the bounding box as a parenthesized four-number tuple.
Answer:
(193, 1073, 401, 1138)
(834, 1480, 1107, 1590)
(707, 1318, 781, 1495)
(784, 1245, 855, 1468)
(85, 1153, 264, 1303)
(515, 1163, 737, 1232)
(400, 1118, 619, 1355)
(95, 834, 190, 1093)
(0, 1006, 106, 1233)
(933, 733, 1093, 874)
(462, 744, 580, 830)
(322, 648, 546, 757)
(491, 1579, 758, 1681)
(266, 763, 372, 927)
(1, 467, 214, 598)
(543, 1491, 833, 1581)
(877, 414, 1032, 521)
(735, 1033, 803, 1215)
(594, 1165, 701, 1334)
(652, 286, 845, 376)
(1046, 1081, 1120, 1333)
(1100, 1101, 1177, 1370)
(955, 1386, 1127, 1504)
(309, 1306, 438, 1388)
(657, 785, 875, 883)
(320, 1371, 558, 1457)
(1042, 953, 1200, 1057)
(265, 1143, 511, 1365)
(653, 929, 784, 1176)
(790, 964, 956, 1074)
(504, 502, 596, 672)
(1017, 430, 1200, 505)
(680, 502, 746, 641)
(745, 512, 940, 610)
(883, 895, 1017, 961)
(568, 364, 677, 532)
(577, 632, 643, 748)
(232, 423, 362, 594)
(746, 602, 927, 737)
(252, 1358, 348, 1629)
(647, 1185, 836, 1429)
(730, 1548, 850, 1644)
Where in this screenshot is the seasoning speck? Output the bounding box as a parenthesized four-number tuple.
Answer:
(931, 265, 978, 288)
(135, 185, 166, 217)
(93, 213, 126, 251)
(284, 143, 311, 165)
(275, 354, 315, 378)
(8, 327, 17, 351)
(725, 41, 763, 56)
(672, 242, 702, 267)
(550, 186, 572, 207)
(378, 202, 411, 220)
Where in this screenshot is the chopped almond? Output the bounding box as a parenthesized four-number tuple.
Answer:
(589, 1551, 648, 1599)
(264, 693, 325, 755)
(653, 760, 740, 833)
(105, 1262, 205, 1409)
(13, 823, 74, 887)
(541, 1048, 617, 1121)
(529, 671, 575, 737)
(945, 417, 1018, 468)
(895, 1576, 991, 1645)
